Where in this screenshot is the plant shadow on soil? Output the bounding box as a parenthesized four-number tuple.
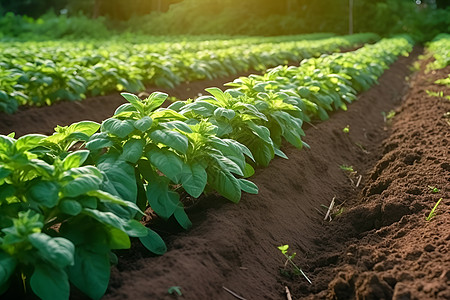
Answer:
(2, 47, 450, 300)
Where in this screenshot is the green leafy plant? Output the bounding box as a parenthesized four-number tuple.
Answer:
(342, 125, 350, 133)
(0, 132, 161, 300)
(425, 198, 443, 221)
(277, 245, 311, 284)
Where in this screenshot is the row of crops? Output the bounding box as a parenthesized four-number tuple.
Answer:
(0, 33, 379, 113)
(0, 36, 413, 300)
(426, 33, 450, 71)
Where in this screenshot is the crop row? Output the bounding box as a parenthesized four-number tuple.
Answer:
(0, 36, 412, 300)
(0, 33, 379, 113)
(426, 33, 450, 71)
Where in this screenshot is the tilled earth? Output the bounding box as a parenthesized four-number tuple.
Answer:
(2, 47, 449, 300)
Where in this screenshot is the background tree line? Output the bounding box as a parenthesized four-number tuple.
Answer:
(0, 0, 448, 41)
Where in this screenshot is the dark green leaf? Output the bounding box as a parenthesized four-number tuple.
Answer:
(86, 133, 113, 151)
(68, 247, 110, 300)
(147, 148, 184, 183)
(28, 233, 74, 268)
(0, 252, 16, 287)
(174, 206, 192, 230)
(83, 209, 147, 237)
(27, 181, 59, 208)
(208, 166, 241, 203)
(101, 118, 134, 138)
(180, 163, 207, 198)
(30, 264, 69, 300)
(59, 199, 83, 216)
(133, 116, 153, 132)
(139, 228, 167, 255)
(146, 177, 179, 219)
(120, 139, 144, 163)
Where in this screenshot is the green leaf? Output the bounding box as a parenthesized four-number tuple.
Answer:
(238, 179, 259, 194)
(59, 199, 83, 216)
(15, 134, 46, 152)
(30, 264, 69, 300)
(174, 206, 192, 230)
(211, 154, 244, 176)
(139, 228, 167, 255)
(70, 121, 101, 136)
(147, 148, 184, 183)
(120, 139, 144, 164)
(146, 176, 180, 219)
(86, 133, 113, 151)
(208, 166, 241, 203)
(62, 174, 102, 198)
(0, 184, 15, 201)
(274, 148, 289, 159)
(160, 120, 192, 133)
(0, 252, 16, 287)
(106, 226, 131, 250)
(28, 233, 75, 268)
(27, 181, 59, 208)
(68, 247, 110, 300)
(63, 150, 89, 169)
(121, 92, 144, 113)
(150, 129, 188, 154)
(180, 163, 207, 198)
(86, 190, 142, 214)
(180, 101, 216, 117)
(101, 118, 134, 138)
(133, 116, 153, 132)
(0, 167, 11, 181)
(83, 209, 148, 237)
(243, 163, 255, 178)
(214, 107, 236, 120)
(145, 92, 168, 112)
(98, 157, 138, 218)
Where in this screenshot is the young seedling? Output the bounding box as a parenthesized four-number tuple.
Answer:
(277, 245, 312, 284)
(168, 286, 182, 296)
(342, 125, 350, 133)
(428, 185, 440, 193)
(426, 198, 443, 221)
(381, 110, 396, 123)
(339, 165, 354, 172)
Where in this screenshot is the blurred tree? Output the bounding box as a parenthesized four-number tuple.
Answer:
(0, 0, 68, 17)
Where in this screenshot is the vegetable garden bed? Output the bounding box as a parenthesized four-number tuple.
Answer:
(1, 36, 449, 300)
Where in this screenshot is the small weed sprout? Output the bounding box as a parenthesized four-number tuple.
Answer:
(342, 125, 350, 133)
(277, 245, 312, 284)
(168, 286, 182, 296)
(426, 198, 443, 221)
(382, 110, 396, 123)
(428, 185, 440, 193)
(339, 165, 354, 172)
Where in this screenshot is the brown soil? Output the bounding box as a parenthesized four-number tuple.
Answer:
(3, 47, 449, 300)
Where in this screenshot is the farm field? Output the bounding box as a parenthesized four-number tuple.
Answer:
(1, 1, 450, 300)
